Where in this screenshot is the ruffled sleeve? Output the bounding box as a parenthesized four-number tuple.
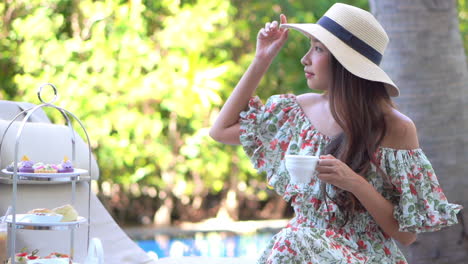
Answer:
(239, 94, 297, 196)
(381, 148, 463, 233)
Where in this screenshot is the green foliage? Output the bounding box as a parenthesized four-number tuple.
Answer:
(0, 0, 466, 214)
(1, 0, 242, 196)
(459, 0, 468, 60)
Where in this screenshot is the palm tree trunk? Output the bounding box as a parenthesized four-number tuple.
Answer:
(370, 0, 468, 263)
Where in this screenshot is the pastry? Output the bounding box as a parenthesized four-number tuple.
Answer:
(7, 249, 40, 264)
(5, 162, 16, 172)
(27, 208, 55, 215)
(19, 156, 35, 173)
(52, 204, 78, 222)
(26, 205, 78, 222)
(26, 259, 70, 264)
(7, 250, 72, 264)
(57, 156, 73, 173)
(40, 253, 71, 264)
(6, 156, 35, 173)
(4, 156, 77, 174)
(43, 252, 70, 258)
(33, 163, 58, 173)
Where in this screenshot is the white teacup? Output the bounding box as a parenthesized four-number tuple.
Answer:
(285, 155, 319, 184)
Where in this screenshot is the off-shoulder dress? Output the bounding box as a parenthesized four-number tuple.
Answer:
(239, 94, 463, 264)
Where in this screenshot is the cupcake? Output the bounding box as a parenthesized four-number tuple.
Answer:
(57, 156, 74, 173)
(18, 155, 34, 173)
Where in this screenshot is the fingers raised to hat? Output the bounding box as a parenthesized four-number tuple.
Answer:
(280, 14, 288, 33)
(270, 21, 278, 29)
(280, 14, 288, 25)
(265, 22, 271, 32)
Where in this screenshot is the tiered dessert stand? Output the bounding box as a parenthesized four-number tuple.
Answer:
(0, 83, 92, 263)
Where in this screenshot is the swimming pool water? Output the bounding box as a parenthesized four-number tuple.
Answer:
(136, 231, 275, 259)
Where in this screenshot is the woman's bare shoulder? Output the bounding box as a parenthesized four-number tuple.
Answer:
(296, 93, 325, 107)
(382, 109, 420, 150)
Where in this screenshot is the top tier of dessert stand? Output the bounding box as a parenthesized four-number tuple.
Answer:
(0, 83, 93, 263)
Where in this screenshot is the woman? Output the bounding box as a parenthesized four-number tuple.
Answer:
(209, 3, 462, 263)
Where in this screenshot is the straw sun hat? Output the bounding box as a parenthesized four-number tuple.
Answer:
(281, 3, 399, 97)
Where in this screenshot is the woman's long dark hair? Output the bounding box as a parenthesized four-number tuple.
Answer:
(322, 55, 394, 226)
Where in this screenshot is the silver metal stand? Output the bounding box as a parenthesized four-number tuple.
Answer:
(0, 83, 93, 264)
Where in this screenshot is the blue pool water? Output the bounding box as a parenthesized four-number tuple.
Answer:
(136, 231, 275, 258)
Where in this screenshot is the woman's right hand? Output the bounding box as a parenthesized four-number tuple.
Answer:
(255, 14, 289, 61)
(210, 16, 289, 145)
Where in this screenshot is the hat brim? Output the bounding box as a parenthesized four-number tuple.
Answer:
(281, 23, 399, 97)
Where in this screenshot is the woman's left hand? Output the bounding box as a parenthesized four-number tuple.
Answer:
(315, 154, 364, 193)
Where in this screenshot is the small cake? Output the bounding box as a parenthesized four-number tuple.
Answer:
(10, 252, 28, 264)
(27, 259, 70, 264)
(5, 156, 35, 172)
(33, 163, 58, 173)
(44, 252, 70, 259)
(41, 253, 71, 264)
(7, 249, 40, 264)
(5, 156, 77, 174)
(6, 162, 16, 172)
(57, 156, 73, 173)
(19, 156, 35, 173)
(52, 204, 78, 222)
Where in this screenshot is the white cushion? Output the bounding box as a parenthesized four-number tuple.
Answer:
(0, 100, 50, 123)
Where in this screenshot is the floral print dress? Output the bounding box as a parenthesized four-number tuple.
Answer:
(239, 94, 463, 264)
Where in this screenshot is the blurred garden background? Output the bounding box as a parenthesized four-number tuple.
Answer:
(0, 0, 467, 262)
